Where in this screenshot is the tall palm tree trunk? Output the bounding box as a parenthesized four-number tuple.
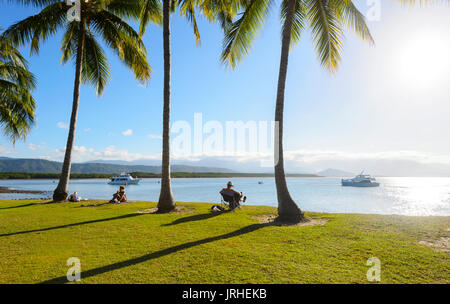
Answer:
(53, 20, 85, 202)
(157, 0, 176, 212)
(274, 0, 304, 223)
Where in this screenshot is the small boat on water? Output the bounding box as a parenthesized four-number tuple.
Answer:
(341, 172, 380, 187)
(258, 181, 264, 184)
(108, 173, 141, 185)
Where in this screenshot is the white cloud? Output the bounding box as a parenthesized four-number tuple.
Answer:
(50, 145, 160, 163)
(122, 129, 133, 136)
(148, 134, 162, 139)
(84, 128, 91, 132)
(57, 122, 69, 130)
(28, 143, 46, 151)
(0, 145, 15, 154)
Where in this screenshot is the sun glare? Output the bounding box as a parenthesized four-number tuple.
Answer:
(393, 30, 450, 90)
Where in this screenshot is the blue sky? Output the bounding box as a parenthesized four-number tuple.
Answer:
(1, 1, 450, 175)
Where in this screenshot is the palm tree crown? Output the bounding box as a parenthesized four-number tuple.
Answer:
(139, 0, 235, 41)
(222, 0, 373, 71)
(4, 0, 152, 94)
(0, 29, 36, 144)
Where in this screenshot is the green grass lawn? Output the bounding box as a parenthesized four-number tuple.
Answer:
(0, 199, 448, 284)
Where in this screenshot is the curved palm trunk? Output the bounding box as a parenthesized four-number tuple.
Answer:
(157, 0, 176, 212)
(274, 0, 304, 223)
(53, 20, 85, 202)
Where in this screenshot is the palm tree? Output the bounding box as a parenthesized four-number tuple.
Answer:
(0, 28, 36, 143)
(3, 0, 153, 201)
(221, 0, 374, 222)
(139, 0, 234, 212)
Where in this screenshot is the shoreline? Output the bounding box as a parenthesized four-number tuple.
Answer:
(0, 186, 45, 194)
(1, 199, 449, 217)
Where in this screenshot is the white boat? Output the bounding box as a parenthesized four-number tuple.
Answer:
(108, 173, 141, 185)
(341, 172, 380, 187)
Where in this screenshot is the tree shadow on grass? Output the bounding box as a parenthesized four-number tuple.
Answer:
(40, 222, 269, 284)
(0, 213, 142, 237)
(0, 203, 35, 210)
(161, 211, 229, 226)
(0, 200, 57, 210)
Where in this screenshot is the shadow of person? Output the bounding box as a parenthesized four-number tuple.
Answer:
(40, 223, 269, 284)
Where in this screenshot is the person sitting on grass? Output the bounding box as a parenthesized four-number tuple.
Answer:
(110, 185, 127, 203)
(68, 192, 81, 202)
(220, 181, 246, 210)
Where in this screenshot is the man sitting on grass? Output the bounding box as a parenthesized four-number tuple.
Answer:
(110, 185, 127, 203)
(220, 181, 246, 210)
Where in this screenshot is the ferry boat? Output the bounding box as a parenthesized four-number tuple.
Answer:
(341, 172, 380, 187)
(108, 173, 141, 185)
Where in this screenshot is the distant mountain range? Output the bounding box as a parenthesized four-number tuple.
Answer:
(86, 158, 273, 173)
(0, 157, 352, 177)
(317, 168, 354, 177)
(0, 157, 235, 174)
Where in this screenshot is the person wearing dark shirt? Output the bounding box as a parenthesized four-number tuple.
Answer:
(220, 181, 246, 210)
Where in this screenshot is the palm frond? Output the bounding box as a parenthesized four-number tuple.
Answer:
(3, 1, 68, 54)
(200, 0, 237, 34)
(104, 0, 144, 20)
(60, 20, 79, 64)
(92, 9, 146, 48)
(221, 0, 274, 68)
(0, 80, 35, 143)
(90, 10, 152, 85)
(0, 35, 36, 143)
(81, 30, 111, 96)
(281, 0, 305, 45)
(179, 0, 201, 45)
(306, 0, 343, 73)
(331, 0, 373, 45)
(138, 0, 163, 37)
(0, 62, 36, 90)
(0, 38, 27, 68)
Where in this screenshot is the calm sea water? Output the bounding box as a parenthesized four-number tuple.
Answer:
(1, 177, 449, 216)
